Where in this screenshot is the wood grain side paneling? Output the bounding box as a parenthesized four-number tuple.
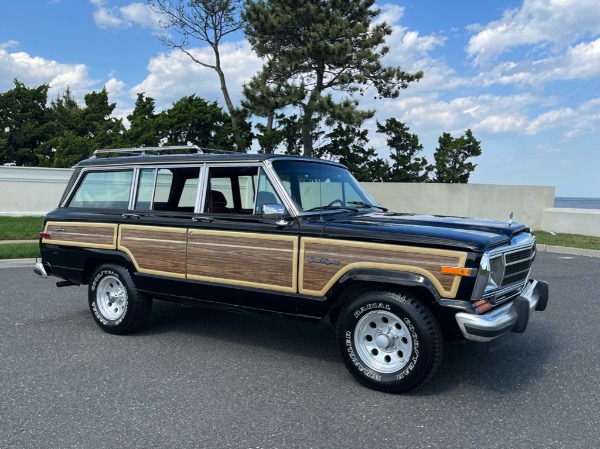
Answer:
(43, 222, 117, 249)
(187, 230, 297, 293)
(119, 225, 187, 278)
(300, 237, 467, 298)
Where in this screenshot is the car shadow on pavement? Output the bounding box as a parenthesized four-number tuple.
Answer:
(135, 299, 557, 395)
(138, 300, 341, 363)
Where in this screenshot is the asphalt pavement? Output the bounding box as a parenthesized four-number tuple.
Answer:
(0, 252, 599, 449)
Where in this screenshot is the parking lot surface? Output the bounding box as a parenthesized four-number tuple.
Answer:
(1, 252, 599, 448)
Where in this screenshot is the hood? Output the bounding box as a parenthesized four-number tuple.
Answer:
(319, 212, 529, 252)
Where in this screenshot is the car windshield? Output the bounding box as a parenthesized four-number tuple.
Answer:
(270, 160, 384, 213)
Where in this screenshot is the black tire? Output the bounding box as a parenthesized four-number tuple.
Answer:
(88, 264, 152, 335)
(336, 288, 443, 393)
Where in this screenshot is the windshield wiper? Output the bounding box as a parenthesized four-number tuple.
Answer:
(306, 205, 359, 212)
(347, 201, 388, 212)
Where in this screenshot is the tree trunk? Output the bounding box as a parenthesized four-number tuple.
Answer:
(265, 110, 274, 154)
(214, 51, 245, 152)
(301, 91, 320, 158)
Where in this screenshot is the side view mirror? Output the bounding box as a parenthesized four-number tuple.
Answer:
(261, 203, 289, 226)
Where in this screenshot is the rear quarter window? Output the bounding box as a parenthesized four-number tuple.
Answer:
(67, 170, 133, 209)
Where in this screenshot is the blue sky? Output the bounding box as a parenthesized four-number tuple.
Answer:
(1, 0, 599, 197)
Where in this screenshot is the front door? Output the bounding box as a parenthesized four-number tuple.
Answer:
(185, 165, 300, 312)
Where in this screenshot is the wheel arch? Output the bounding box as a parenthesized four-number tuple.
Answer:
(323, 268, 441, 325)
(82, 250, 138, 285)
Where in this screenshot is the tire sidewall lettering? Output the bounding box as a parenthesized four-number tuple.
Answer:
(90, 269, 117, 292)
(353, 302, 391, 319)
(90, 268, 128, 327)
(345, 330, 381, 381)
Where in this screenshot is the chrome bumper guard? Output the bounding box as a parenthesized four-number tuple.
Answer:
(455, 280, 549, 343)
(34, 261, 48, 279)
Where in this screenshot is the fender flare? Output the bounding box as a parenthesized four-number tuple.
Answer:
(336, 268, 442, 302)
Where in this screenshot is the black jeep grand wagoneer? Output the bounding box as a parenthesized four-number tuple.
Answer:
(35, 147, 549, 393)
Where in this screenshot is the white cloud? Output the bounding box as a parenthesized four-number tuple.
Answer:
(91, 0, 126, 29)
(131, 40, 262, 112)
(475, 37, 600, 87)
(91, 0, 161, 30)
(467, 0, 600, 66)
(375, 3, 405, 26)
(121, 3, 161, 29)
(525, 107, 578, 134)
(374, 91, 600, 148)
(0, 48, 97, 101)
(0, 40, 19, 50)
(375, 7, 458, 95)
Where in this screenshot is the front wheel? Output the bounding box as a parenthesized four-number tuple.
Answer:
(336, 289, 443, 393)
(88, 264, 152, 335)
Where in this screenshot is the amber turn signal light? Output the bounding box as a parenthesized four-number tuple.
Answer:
(440, 266, 474, 277)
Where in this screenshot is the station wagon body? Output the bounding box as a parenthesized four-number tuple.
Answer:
(35, 148, 549, 393)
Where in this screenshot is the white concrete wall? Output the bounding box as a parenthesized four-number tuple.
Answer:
(362, 182, 555, 231)
(542, 208, 600, 238)
(1, 167, 598, 237)
(0, 166, 72, 216)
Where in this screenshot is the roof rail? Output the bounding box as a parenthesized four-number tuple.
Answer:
(92, 145, 204, 157)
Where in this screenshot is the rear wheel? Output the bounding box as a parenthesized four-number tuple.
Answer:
(88, 264, 152, 335)
(336, 288, 443, 393)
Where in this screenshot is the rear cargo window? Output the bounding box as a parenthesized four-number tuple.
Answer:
(68, 170, 133, 209)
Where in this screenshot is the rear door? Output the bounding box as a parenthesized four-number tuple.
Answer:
(118, 165, 201, 280)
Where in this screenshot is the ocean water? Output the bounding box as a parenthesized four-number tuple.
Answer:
(554, 197, 600, 209)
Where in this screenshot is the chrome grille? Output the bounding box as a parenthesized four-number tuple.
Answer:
(483, 240, 536, 306)
(501, 247, 535, 287)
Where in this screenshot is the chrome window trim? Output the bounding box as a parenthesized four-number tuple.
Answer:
(199, 162, 284, 216)
(129, 168, 140, 209)
(64, 164, 206, 211)
(61, 167, 135, 209)
(263, 160, 300, 217)
(195, 164, 207, 214)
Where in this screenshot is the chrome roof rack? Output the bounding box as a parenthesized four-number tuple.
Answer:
(92, 145, 204, 157)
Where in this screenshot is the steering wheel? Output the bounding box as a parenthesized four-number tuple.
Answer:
(328, 199, 344, 207)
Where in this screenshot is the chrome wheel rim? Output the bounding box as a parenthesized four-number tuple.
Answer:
(96, 275, 127, 321)
(354, 310, 413, 373)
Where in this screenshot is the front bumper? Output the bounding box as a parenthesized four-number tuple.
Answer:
(455, 280, 549, 343)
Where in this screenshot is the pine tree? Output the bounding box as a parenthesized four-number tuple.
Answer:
(376, 118, 432, 182)
(433, 129, 482, 183)
(315, 122, 389, 182)
(243, 0, 422, 157)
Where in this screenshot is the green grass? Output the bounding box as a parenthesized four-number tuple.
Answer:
(534, 231, 600, 251)
(0, 216, 44, 240)
(0, 242, 40, 259)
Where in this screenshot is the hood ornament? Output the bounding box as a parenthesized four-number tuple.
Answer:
(509, 211, 514, 225)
